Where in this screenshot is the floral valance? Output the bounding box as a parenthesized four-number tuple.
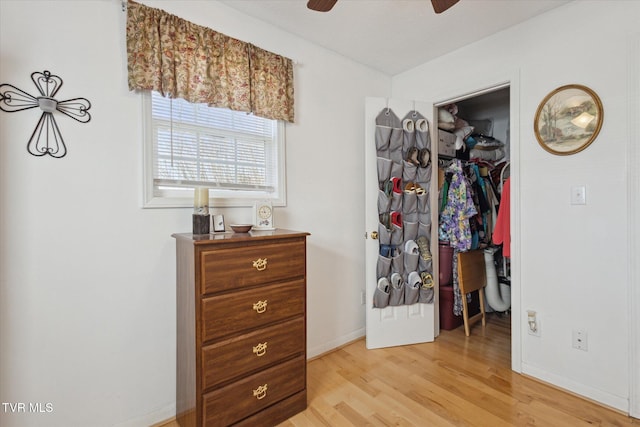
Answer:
(126, 0, 294, 123)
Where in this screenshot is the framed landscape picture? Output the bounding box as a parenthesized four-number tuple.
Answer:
(534, 84, 603, 155)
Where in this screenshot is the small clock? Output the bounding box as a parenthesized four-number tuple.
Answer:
(253, 200, 275, 230)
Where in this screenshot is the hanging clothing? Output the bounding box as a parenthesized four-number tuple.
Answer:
(438, 160, 478, 251)
(493, 177, 511, 257)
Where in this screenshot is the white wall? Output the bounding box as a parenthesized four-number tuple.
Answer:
(393, 0, 638, 413)
(0, 1, 389, 426)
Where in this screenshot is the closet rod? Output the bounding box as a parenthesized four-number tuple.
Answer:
(439, 158, 475, 167)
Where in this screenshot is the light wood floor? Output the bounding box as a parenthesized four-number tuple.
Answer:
(160, 314, 638, 426)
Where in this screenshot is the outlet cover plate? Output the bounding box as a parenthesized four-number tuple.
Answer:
(572, 329, 588, 351)
(571, 185, 587, 205)
(527, 318, 541, 337)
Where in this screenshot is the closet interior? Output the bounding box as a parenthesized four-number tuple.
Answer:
(435, 86, 512, 332)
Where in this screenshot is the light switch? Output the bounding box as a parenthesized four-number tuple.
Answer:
(570, 185, 586, 205)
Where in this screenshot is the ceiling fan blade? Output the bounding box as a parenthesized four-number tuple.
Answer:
(307, 0, 338, 12)
(431, 0, 460, 14)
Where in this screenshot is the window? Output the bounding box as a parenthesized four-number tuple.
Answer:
(143, 91, 286, 208)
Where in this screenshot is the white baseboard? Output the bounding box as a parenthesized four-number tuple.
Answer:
(522, 363, 628, 414)
(307, 328, 365, 359)
(114, 403, 176, 427)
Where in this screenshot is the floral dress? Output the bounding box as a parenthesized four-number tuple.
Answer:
(439, 160, 478, 315)
(438, 160, 477, 251)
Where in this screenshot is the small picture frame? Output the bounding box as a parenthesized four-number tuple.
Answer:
(212, 214, 225, 232)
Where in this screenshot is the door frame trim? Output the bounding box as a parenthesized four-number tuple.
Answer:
(432, 70, 522, 373)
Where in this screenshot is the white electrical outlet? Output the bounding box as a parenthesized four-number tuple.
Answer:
(527, 310, 541, 337)
(528, 319, 541, 337)
(570, 185, 587, 205)
(572, 329, 588, 351)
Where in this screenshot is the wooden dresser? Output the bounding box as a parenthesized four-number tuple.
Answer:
(172, 229, 309, 427)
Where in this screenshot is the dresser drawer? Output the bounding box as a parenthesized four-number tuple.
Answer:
(201, 279, 305, 342)
(202, 356, 305, 427)
(202, 317, 304, 391)
(201, 240, 306, 295)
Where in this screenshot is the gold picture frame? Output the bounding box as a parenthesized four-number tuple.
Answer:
(534, 84, 603, 155)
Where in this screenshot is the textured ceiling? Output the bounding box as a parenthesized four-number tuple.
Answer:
(222, 0, 571, 75)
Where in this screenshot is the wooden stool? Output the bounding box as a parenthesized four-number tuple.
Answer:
(457, 250, 487, 336)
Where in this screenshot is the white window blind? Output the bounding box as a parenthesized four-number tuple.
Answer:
(142, 92, 285, 208)
(150, 91, 279, 193)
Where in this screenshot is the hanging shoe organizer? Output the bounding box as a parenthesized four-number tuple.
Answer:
(373, 108, 434, 309)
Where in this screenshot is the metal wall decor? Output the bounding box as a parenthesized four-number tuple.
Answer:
(0, 70, 92, 158)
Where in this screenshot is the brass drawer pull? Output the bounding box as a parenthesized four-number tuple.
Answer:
(253, 384, 268, 400)
(252, 300, 268, 314)
(252, 258, 268, 271)
(252, 342, 268, 357)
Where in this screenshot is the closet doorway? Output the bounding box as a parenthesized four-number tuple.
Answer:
(434, 80, 521, 371)
(364, 77, 521, 371)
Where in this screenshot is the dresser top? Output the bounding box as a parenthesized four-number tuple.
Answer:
(172, 228, 309, 245)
